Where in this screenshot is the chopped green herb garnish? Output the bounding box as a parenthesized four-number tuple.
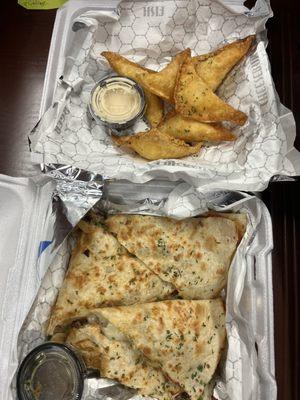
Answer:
(157, 238, 168, 255)
(197, 364, 204, 372)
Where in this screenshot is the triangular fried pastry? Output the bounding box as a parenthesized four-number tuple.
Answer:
(192, 35, 255, 91)
(159, 110, 236, 142)
(113, 128, 202, 160)
(138, 49, 191, 103)
(174, 59, 247, 125)
(101, 51, 163, 127)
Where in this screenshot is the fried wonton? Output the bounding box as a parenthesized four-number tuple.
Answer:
(192, 35, 255, 91)
(47, 221, 175, 335)
(174, 59, 247, 125)
(159, 111, 236, 142)
(145, 92, 164, 127)
(112, 129, 202, 160)
(101, 51, 163, 127)
(89, 299, 226, 400)
(66, 323, 180, 400)
(106, 214, 240, 299)
(138, 49, 191, 103)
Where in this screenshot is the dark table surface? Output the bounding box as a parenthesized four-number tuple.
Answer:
(1, 1, 299, 399)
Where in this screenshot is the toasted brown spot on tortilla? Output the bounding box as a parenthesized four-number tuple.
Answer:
(204, 235, 217, 252)
(143, 346, 152, 356)
(195, 341, 204, 355)
(200, 262, 207, 271)
(216, 268, 225, 276)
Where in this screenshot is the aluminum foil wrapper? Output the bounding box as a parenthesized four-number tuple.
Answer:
(16, 181, 276, 400)
(44, 163, 104, 227)
(29, 0, 300, 191)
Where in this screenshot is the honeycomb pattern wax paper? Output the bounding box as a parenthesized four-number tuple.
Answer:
(29, 0, 300, 190)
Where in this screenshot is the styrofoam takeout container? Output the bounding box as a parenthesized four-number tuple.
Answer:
(30, 0, 300, 191)
(1, 177, 276, 400)
(0, 175, 55, 400)
(38, 0, 269, 118)
(39, 0, 121, 118)
(0, 1, 276, 398)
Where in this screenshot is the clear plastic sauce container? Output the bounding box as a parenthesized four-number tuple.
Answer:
(89, 75, 146, 133)
(17, 342, 88, 400)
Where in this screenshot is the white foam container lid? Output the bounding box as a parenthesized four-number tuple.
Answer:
(0, 176, 54, 400)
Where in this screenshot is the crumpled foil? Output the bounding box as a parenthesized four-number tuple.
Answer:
(16, 180, 277, 400)
(29, 0, 300, 191)
(43, 163, 104, 226)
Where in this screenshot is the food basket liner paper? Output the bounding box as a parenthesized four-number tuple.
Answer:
(16, 181, 277, 400)
(29, 0, 300, 191)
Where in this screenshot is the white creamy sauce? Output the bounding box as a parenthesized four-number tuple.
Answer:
(91, 80, 142, 123)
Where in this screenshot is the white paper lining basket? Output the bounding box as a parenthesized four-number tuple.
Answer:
(29, 0, 300, 191)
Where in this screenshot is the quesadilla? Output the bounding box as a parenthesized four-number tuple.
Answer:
(205, 211, 248, 243)
(89, 299, 226, 400)
(66, 323, 180, 400)
(47, 221, 175, 335)
(106, 215, 239, 299)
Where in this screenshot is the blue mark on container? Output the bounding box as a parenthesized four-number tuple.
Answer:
(38, 241, 52, 257)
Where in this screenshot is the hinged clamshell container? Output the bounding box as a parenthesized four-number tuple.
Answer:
(2, 178, 277, 400)
(0, 176, 55, 400)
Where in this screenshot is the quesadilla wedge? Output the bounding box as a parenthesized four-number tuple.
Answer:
(89, 299, 226, 400)
(106, 215, 239, 299)
(47, 221, 175, 335)
(205, 212, 248, 243)
(66, 323, 181, 400)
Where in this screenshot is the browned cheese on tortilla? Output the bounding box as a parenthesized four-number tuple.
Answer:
(66, 323, 180, 400)
(204, 211, 248, 243)
(106, 215, 240, 299)
(91, 299, 226, 400)
(47, 221, 174, 335)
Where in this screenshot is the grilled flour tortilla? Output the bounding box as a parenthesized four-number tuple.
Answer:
(47, 221, 174, 335)
(87, 299, 226, 400)
(106, 215, 240, 299)
(66, 323, 180, 400)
